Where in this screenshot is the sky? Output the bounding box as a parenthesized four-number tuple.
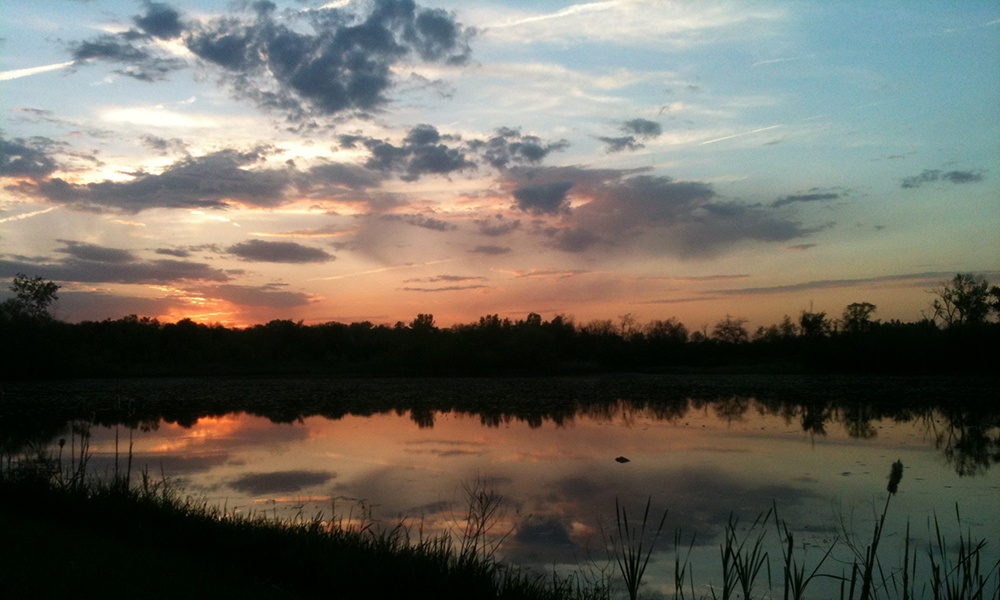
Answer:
(1, 0, 998, 330)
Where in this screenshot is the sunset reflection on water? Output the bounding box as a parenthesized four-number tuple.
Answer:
(73, 398, 999, 593)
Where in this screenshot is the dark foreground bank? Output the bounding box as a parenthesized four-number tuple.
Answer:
(0, 467, 602, 600)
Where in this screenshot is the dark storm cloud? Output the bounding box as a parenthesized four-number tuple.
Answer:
(380, 214, 456, 231)
(771, 192, 840, 208)
(203, 283, 314, 308)
(599, 118, 662, 153)
(227, 239, 335, 263)
(901, 168, 985, 189)
(339, 124, 475, 181)
(512, 181, 574, 215)
(468, 127, 569, 169)
(228, 469, 336, 495)
(0, 136, 61, 179)
(469, 245, 511, 255)
(18, 148, 292, 212)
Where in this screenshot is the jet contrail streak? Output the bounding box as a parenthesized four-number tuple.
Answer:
(0, 207, 58, 223)
(313, 259, 453, 281)
(700, 125, 783, 145)
(0, 61, 75, 81)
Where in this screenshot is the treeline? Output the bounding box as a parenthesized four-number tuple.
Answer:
(2, 273, 999, 378)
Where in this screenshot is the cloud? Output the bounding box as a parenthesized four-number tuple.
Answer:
(340, 124, 476, 181)
(155, 247, 191, 258)
(300, 161, 386, 194)
(901, 168, 985, 189)
(228, 470, 336, 495)
(401, 284, 489, 292)
(185, 0, 472, 120)
(227, 239, 335, 263)
(599, 118, 662, 153)
(202, 283, 315, 308)
(340, 125, 569, 182)
(404, 274, 486, 283)
(0, 136, 61, 179)
(380, 214, 457, 231)
(543, 227, 602, 252)
(501, 167, 820, 257)
(708, 270, 1000, 296)
(17, 148, 293, 212)
(1, 240, 232, 284)
(57, 240, 136, 264)
(475, 216, 521, 236)
(65, 1, 471, 119)
(469, 127, 569, 169)
(468, 245, 511, 255)
(69, 8, 186, 83)
(133, 1, 184, 40)
(598, 135, 644, 153)
(512, 181, 574, 214)
(771, 192, 840, 208)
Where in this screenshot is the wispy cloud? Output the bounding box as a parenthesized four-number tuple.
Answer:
(709, 271, 999, 296)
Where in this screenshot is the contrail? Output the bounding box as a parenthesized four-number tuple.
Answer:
(0, 61, 75, 82)
(700, 125, 783, 145)
(0, 207, 58, 223)
(492, 1, 619, 28)
(313, 259, 453, 281)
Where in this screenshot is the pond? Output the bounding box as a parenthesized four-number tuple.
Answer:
(3, 374, 998, 597)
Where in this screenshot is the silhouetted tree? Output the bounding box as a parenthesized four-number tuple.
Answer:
(841, 302, 877, 334)
(644, 318, 689, 343)
(799, 309, 832, 338)
(931, 273, 993, 326)
(2, 273, 60, 320)
(410, 313, 437, 333)
(753, 315, 797, 342)
(712, 315, 749, 343)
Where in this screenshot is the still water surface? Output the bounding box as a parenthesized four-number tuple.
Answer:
(9, 375, 1000, 595)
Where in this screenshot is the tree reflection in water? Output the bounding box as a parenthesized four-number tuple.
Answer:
(1, 375, 998, 477)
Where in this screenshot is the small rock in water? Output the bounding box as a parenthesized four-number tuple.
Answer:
(615, 456, 630, 463)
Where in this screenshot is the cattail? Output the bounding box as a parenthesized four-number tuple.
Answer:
(887, 459, 903, 494)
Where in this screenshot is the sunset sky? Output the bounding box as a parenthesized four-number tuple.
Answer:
(2, 0, 998, 329)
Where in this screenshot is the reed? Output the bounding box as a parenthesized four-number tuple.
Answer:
(605, 496, 668, 600)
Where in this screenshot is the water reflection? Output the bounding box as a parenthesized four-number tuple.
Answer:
(2, 375, 998, 594)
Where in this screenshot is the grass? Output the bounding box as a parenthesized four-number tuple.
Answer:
(602, 461, 998, 600)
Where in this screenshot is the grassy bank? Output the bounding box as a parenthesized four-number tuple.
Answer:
(0, 454, 602, 600)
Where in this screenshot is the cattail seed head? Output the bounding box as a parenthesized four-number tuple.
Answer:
(887, 459, 903, 494)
